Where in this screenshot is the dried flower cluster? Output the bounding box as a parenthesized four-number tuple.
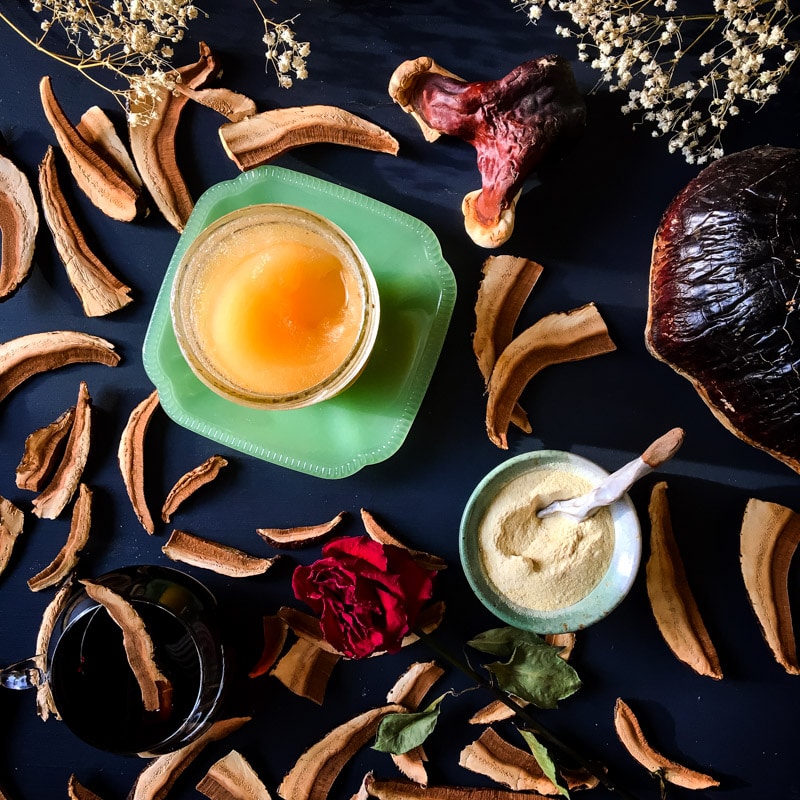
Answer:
(253, 0, 310, 89)
(514, 0, 799, 163)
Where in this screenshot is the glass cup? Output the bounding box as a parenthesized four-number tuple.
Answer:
(0, 565, 226, 756)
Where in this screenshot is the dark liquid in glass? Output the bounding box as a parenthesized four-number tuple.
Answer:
(51, 602, 202, 754)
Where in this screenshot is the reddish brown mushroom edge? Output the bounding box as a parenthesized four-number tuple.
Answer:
(388, 55, 586, 248)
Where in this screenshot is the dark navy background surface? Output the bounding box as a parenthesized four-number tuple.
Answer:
(1, 2, 799, 798)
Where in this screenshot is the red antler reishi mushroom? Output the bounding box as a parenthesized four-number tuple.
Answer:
(389, 55, 586, 248)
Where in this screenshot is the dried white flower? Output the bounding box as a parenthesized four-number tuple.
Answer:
(253, 1, 310, 88)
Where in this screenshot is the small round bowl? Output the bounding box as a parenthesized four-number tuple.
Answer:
(460, 450, 641, 633)
(171, 203, 380, 411)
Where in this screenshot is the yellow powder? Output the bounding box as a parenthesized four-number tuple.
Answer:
(478, 467, 615, 611)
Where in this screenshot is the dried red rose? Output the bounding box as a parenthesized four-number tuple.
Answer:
(292, 535, 437, 659)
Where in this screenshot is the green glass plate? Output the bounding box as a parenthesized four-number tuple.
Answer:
(142, 166, 457, 479)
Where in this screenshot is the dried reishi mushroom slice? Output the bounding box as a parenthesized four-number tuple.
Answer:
(16, 405, 76, 492)
(278, 703, 407, 800)
(28, 483, 92, 591)
(0, 497, 24, 578)
(0, 330, 119, 406)
(459, 727, 598, 795)
(68, 774, 106, 800)
(130, 716, 251, 793)
(360, 509, 447, 571)
(276, 607, 339, 654)
(613, 698, 719, 790)
(39, 146, 133, 317)
(249, 615, 289, 678)
(256, 511, 347, 549)
(392, 748, 429, 787)
(361, 774, 551, 799)
(162, 529, 278, 578)
(177, 86, 257, 123)
(646, 482, 722, 679)
(196, 750, 271, 800)
(35, 576, 74, 720)
(80, 579, 172, 714)
(271, 636, 341, 704)
(129, 42, 221, 232)
(76, 106, 143, 191)
(485, 303, 616, 449)
(474, 255, 544, 433)
(161, 455, 229, 523)
(740, 497, 800, 674)
(388, 55, 585, 248)
(544, 632, 576, 660)
(218, 105, 400, 171)
(0, 137, 39, 300)
(32, 381, 92, 520)
(118, 389, 160, 534)
(39, 76, 142, 222)
(386, 661, 444, 710)
(468, 696, 528, 725)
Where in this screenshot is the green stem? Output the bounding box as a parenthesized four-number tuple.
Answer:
(415, 630, 641, 800)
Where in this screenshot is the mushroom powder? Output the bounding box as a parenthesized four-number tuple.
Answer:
(478, 468, 615, 611)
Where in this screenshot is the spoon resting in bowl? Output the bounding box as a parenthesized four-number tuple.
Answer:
(537, 427, 685, 522)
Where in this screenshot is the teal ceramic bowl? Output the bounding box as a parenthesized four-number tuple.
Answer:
(459, 450, 641, 634)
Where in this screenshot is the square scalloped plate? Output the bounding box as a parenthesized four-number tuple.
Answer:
(142, 166, 457, 479)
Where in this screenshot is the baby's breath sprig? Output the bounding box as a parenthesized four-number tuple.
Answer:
(252, 0, 310, 88)
(514, 0, 799, 163)
(0, 0, 205, 124)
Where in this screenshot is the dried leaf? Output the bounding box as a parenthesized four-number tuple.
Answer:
(161, 455, 229, 523)
(613, 698, 719, 790)
(38, 146, 133, 317)
(162, 529, 278, 578)
(16, 405, 76, 492)
(196, 750, 271, 800)
(740, 497, 800, 674)
(0, 140, 39, 299)
(219, 106, 399, 171)
(646, 481, 722, 679)
(517, 730, 569, 797)
(32, 381, 91, 520)
(0, 330, 118, 406)
(485, 303, 616, 449)
(0, 496, 24, 578)
(256, 511, 346, 549)
(118, 389, 159, 534)
(374, 697, 445, 755)
(80, 579, 172, 713)
(28, 483, 92, 591)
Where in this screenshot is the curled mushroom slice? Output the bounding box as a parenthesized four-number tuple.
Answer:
(28, 483, 92, 591)
(130, 716, 251, 794)
(39, 76, 142, 221)
(129, 42, 221, 232)
(361, 775, 551, 799)
(161, 455, 229, 523)
(485, 303, 616, 449)
(218, 105, 400, 171)
(277, 606, 338, 653)
(16, 405, 76, 492)
(740, 497, 800, 674)
(278, 704, 406, 800)
(68, 774, 106, 800)
(360, 509, 447, 571)
(386, 661, 444, 710)
(0, 136, 39, 300)
(544, 633, 576, 660)
(32, 381, 92, 520)
(39, 146, 133, 317)
(613, 698, 719, 790)
(162, 529, 278, 578)
(388, 55, 585, 248)
(459, 727, 597, 795)
(646, 482, 722, 679)
(256, 511, 346, 549)
(76, 106, 143, 191)
(271, 636, 341, 705)
(0, 497, 24, 578)
(196, 750, 271, 800)
(177, 86, 257, 123)
(35, 576, 74, 720)
(118, 389, 160, 535)
(249, 615, 289, 678)
(80, 579, 172, 713)
(0, 330, 119, 406)
(474, 255, 544, 433)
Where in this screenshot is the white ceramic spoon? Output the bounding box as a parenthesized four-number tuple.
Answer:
(537, 427, 685, 522)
